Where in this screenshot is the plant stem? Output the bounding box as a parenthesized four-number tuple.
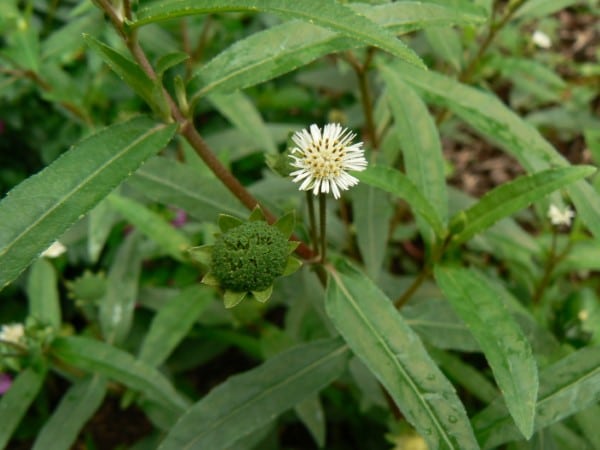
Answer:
(345, 50, 378, 149)
(319, 194, 328, 263)
(307, 192, 319, 254)
(394, 267, 430, 309)
(532, 230, 572, 305)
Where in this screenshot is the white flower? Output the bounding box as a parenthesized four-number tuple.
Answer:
(0, 323, 25, 345)
(532, 30, 551, 49)
(548, 204, 575, 227)
(289, 123, 367, 199)
(41, 240, 67, 258)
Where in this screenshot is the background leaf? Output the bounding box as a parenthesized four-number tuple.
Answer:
(188, 2, 483, 98)
(449, 166, 595, 246)
(380, 64, 448, 243)
(434, 266, 538, 439)
(127, 156, 246, 221)
(32, 376, 107, 450)
(107, 193, 191, 261)
(0, 367, 47, 449)
(51, 336, 188, 419)
(134, 0, 425, 69)
(138, 285, 214, 367)
(326, 262, 479, 450)
(0, 117, 176, 290)
(158, 338, 348, 450)
(473, 345, 600, 449)
(98, 232, 142, 346)
(356, 166, 447, 239)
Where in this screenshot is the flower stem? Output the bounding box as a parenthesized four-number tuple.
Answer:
(319, 194, 328, 263)
(307, 192, 318, 254)
(394, 267, 430, 309)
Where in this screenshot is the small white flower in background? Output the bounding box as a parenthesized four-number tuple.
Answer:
(548, 204, 575, 227)
(0, 323, 25, 345)
(289, 123, 368, 199)
(532, 30, 552, 49)
(41, 240, 67, 258)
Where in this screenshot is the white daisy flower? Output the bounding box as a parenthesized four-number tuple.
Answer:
(548, 204, 575, 227)
(289, 123, 367, 199)
(532, 30, 551, 49)
(0, 323, 25, 345)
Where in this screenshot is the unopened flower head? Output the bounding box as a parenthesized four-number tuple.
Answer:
(0, 323, 25, 345)
(548, 204, 575, 227)
(289, 123, 367, 199)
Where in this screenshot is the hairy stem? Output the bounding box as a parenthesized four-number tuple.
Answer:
(319, 194, 328, 263)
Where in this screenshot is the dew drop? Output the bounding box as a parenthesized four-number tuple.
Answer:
(448, 415, 457, 424)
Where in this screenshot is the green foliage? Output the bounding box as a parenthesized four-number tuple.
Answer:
(1, 0, 599, 448)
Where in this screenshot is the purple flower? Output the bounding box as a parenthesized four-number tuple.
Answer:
(0, 373, 12, 395)
(171, 209, 188, 228)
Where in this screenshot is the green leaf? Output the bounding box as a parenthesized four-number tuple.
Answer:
(355, 166, 447, 239)
(138, 285, 214, 367)
(0, 367, 47, 449)
(403, 298, 480, 353)
(32, 376, 107, 450)
(127, 156, 246, 221)
(352, 183, 393, 280)
(98, 232, 142, 345)
(326, 263, 479, 450)
(2, 17, 40, 72)
(155, 51, 190, 77)
(295, 396, 326, 448)
(87, 197, 117, 263)
(51, 336, 188, 418)
(157, 338, 348, 450)
(224, 290, 247, 309)
(134, 0, 425, 70)
(473, 345, 600, 449)
(514, 0, 582, 19)
(208, 91, 277, 154)
(449, 166, 595, 246)
(434, 267, 538, 439)
(188, 2, 483, 98)
(107, 194, 191, 260)
(393, 61, 600, 239)
(27, 258, 61, 329)
(83, 34, 169, 117)
(380, 64, 448, 242)
(424, 27, 463, 72)
(0, 117, 177, 291)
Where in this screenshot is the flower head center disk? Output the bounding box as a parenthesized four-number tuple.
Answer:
(304, 138, 346, 179)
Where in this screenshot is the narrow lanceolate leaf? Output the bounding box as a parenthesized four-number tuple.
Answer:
(138, 285, 214, 368)
(158, 339, 348, 450)
(107, 194, 191, 261)
(449, 166, 595, 246)
(393, 61, 600, 239)
(188, 2, 483, 98)
(380, 64, 447, 243)
(208, 91, 277, 154)
(98, 232, 142, 346)
(0, 367, 47, 449)
(356, 166, 447, 239)
(27, 258, 61, 329)
(434, 267, 538, 439)
(83, 35, 168, 117)
(134, 0, 425, 70)
(352, 184, 393, 281)
(127, 156, 246, 221)
(473, 345, 600, 449)
(32, 376, 107, 450)
(0, 117, 177, 290)
(326, 263, 479, 450)
(51, 336, 188, 418)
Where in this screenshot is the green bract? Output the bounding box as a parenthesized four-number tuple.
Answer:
(212, 221, 288, 292)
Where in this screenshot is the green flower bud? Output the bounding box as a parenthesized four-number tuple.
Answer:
(211, 221, 289, 292)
